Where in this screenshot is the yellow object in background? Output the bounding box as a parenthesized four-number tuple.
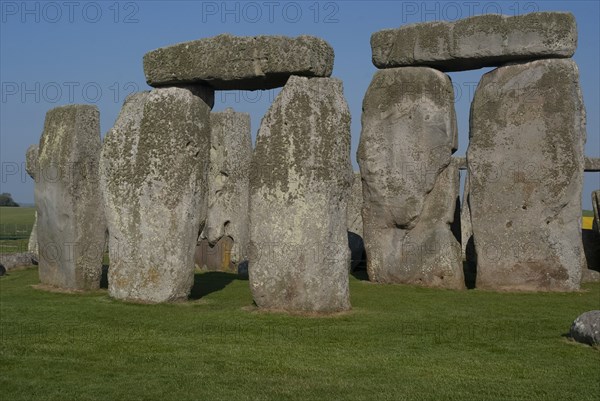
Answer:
(582, 216, 594, 230)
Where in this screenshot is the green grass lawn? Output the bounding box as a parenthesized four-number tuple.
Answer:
(1, 268, 598, 401)
(0, 207, 36, 254)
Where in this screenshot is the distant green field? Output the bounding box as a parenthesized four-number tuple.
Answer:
(0, 207, 36, 253)
(583, 210, 595, 217)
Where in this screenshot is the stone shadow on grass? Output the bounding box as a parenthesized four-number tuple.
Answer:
(189, 271, 239, 300)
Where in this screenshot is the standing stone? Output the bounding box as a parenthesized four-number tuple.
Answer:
(593, 190, 600, 233)
(347, 172, 365, 270)
(347, 172, 363, 236)
(100, 88, 211, 302)
(460, 170, 472, 260)
(249, 76, 352, 313)
(25, 144, 39, 257)
(35, 105, 106, 290)
(583, 190, 600, 282)
(468, 58, 586, 291)
(358, 67, 463, 289)
(195, 237, 235, 272)
(144, 34, 334, 90)
(371, 12, 577, 71)
(200, 108, 251, 273)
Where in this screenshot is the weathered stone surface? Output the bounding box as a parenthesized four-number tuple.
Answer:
(582, 268, 600, 283)
(467, 58, 586, 291)
(584, 157, 600, 172)
(372, 12, 576, 71)
(453, 156, 467, 170)
(194, 237, 235, 272)
(461, 170, 472, 260)
(347, 172, 363, 236)
(347, 172, 365, 270)
(358, 67, 463, 288)
(200, 108, 251, 271)
(100, 88, 210, 302)
(569, 310, 600, 346)
(249, 76, 352, 312)
(35, 105, 106, 290)
(593, 190, 600, 233)
(0, 252, 37, 271)
(144, 34, 334, 90)
(25, 145, 39, 257)
(25, 144, 38, 178)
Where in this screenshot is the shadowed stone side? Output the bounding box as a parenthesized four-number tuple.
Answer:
(347, 172, 365, 270)
(100, 88, 211, 302)
(593, 190, 600, 233)
(144, 34, 334, 90)
(372, 12, 576, 71)
(461, 170, 472, 259)
(35, 105, 106, 290)
(200, 108, 252, 272)
(468, 58, 585, 291)
(249, 76, 352, 313)
(25, 144, 39, 257)
(358, 67, 463, 289)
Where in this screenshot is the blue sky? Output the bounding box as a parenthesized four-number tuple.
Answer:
(1, 0, 599, 208)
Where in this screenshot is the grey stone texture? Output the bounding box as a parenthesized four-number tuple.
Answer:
(461, 170, 472, 260)
(194, 237, 235, 272)
(357, 67, 463, 289)
(200, 108, 251, 271)
(347, 172, 364, 237)
(144, 34, 334, 90)
(584, 157, 600, 172)
(100, 88, 211, 302)
(25, 144, 39, 257)
(347, 172, 365, 270)
(35, 105, 106, 290)
(371, 12, 577, 72)
(569, 310, 600, 346)
(0, 252, 37, 271)
(593, 190, 600, 233)
(467, 58, 586, 291)
(249, 75, 352, 313)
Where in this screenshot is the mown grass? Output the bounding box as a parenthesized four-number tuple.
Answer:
(1, 268, 599, 401)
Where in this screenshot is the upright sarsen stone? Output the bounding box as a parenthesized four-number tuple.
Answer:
(35, 105, 106, 290)
(593, 190, 600, 233)
(468, 58, 586, 291)
(358, 67, 463, 288)
(201, 108, 252, 272)
(347, 172, 365, 270)
(249, 76, 352, 312)
(25, 144, 39, 257)
(100, 88, 211, 302)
